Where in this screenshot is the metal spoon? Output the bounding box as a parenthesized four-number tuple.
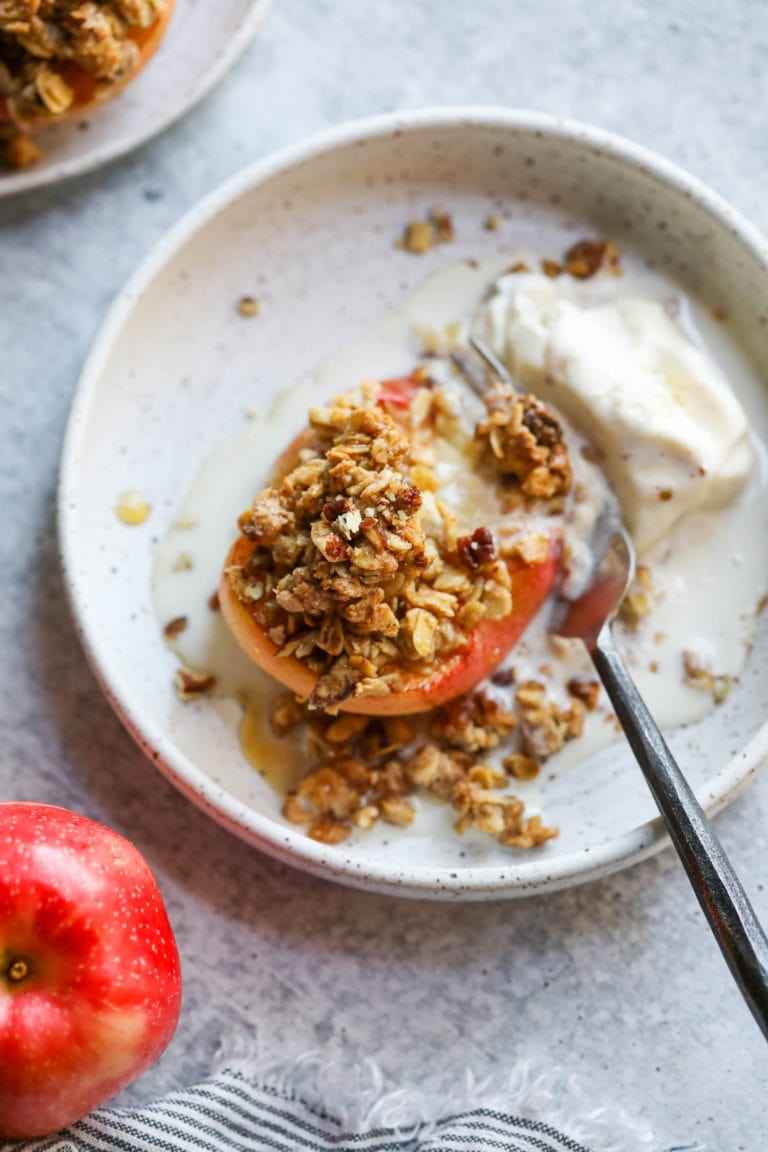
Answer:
(464, 337, 768, 1038)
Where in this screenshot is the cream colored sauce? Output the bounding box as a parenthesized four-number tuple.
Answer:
(152, 255, 768, 808)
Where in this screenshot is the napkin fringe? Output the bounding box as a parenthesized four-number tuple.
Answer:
(213, 1036, 703, 1152)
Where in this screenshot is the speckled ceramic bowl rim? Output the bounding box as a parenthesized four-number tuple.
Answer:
(0, 0, 272, 199)
(58, 107, 768, 899)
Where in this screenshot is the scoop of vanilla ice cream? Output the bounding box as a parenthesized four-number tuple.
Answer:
(475, 275, 753, 551)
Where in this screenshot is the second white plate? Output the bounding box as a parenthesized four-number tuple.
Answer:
(0, 0, 271, 198)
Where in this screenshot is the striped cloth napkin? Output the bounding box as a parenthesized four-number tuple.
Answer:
(2, 1055, 699, 1152)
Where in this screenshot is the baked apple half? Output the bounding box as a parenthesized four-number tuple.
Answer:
(220, 371, 571, 715)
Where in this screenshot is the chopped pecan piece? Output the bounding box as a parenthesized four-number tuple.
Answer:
(174, 668, 215, 701)
(163, 615, 188, 640)
(564, 238, 621, 279)
(457, 527, 496, 571)
(567, 677, 601, 711)
(564, 240, 606, 279)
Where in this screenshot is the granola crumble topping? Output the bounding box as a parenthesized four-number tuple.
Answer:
(274, 688, 559, 850)
(475, 381, 572, 499)
(225, 376, 566, 710)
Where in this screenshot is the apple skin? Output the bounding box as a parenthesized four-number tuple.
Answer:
(0, 803, 182, 1140)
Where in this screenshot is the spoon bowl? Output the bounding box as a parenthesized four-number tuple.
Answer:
(553, 518, 635, 650)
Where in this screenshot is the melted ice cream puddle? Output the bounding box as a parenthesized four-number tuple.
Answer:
(152, 255, 768, 823)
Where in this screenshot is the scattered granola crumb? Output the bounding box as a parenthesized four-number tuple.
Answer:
(238, 296, 260, 318)
(163, 616, 188, 640)
(566, 677, 601, 711)
(516, 679, 584, 759)
(400, 220, 435, 254)
(398, 208, 455, 254)
(683, 651, 732, 704)
(712, 676, 733, 704)
(619, 565, 655, 630)
(0, 130, 41, 170)
(307, 817, 351, 845)
(353, 804, 380, 830)
(258, 683, 565, 851)
(541, 259, 562, 279)
(380, 795, 415, 827)
(504, 814, 559, 849)
(172, 552, 194, 572)
(436, 690, 517, 754)
(282, 793, 310, 824)
(452, 778, 557, 846)
(502, 752, 540, 781)
(484, 213, 501, 232)
(115, 491, 150, 525)
(269, 692, 304, 737)
(429, 206, 455, 242)
(174, 668, 215, 700)
(563, 238, 622, 279)
(580, 443, 604, 465)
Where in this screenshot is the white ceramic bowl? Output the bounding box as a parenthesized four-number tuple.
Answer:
(58, 108, 768, 899)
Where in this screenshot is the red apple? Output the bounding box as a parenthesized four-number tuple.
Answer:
(0, 803, 182, 1140)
